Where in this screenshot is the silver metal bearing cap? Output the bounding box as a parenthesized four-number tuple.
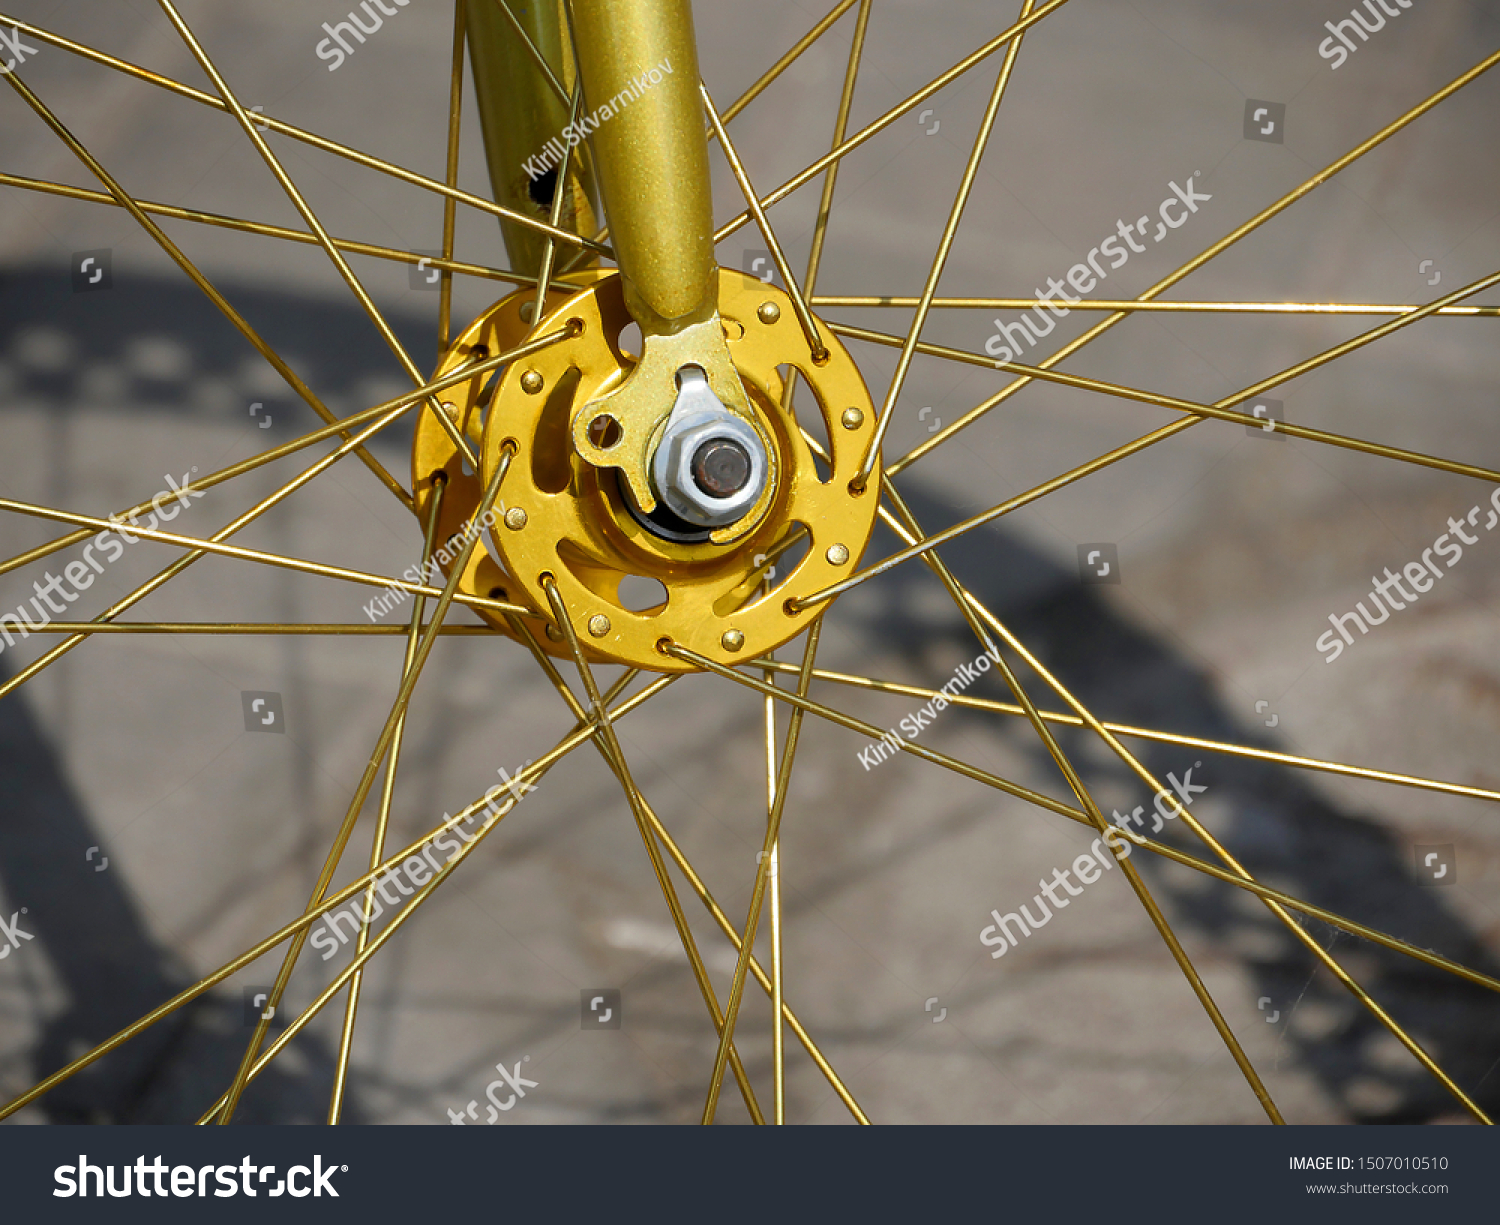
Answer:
(650, 365, 768, 529)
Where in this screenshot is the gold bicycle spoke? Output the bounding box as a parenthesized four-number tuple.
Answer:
(438, 0, 468, 354)
(796, 261, 1500, 612)
(0, 674, 670, 1122)
(782, 0, 872, 420)
(831, 308, 1500, 485)
(701, 83, 826, 362)
(23, 622, 494, 635)
(703, 619, 822, 1125)
(0, 493, 527, 623)
(531, 81, 586, 322)
(975, 599, 1495, 1123)
(0, 172, 526, 287)
(159, 0, 481, 473)
(195, 666, 660, 1124)
(750, 657, 1500, 807)
(0, 335, 555, 582)
(723, 0, 860, 126)
(673, 645, 1500, 997)
(504, 614, 765, 1123)
(814, 295, 1500, 317)
(2, 71, 413, 509)
(0, 13, 610, 256)
(856, 0, 1038, 489)
(882, 482, 1282, 1119)
(490, 0, 569, 106)
(762, 647, 785, 1124)
(712, 0, 1076, 244)
(633, 771, 873, 1124)
(874, 495, 1492, 1123)
(0, 402, 454, 706)
(328, 481, 447, 1124)
(215, 451, 516, 1123)
(896, 46, 1500, 472)
(540, 577, 767, 1123)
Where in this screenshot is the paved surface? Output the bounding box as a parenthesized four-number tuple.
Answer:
(1, 0, 1498, 1124)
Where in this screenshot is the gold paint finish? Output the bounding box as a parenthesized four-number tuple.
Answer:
(570, 0, 714, 328)
(570, 313, 767, 528)
(411, 275, 606, 659)
(477, 270, 879, 673)
(465, 0, 600, 274)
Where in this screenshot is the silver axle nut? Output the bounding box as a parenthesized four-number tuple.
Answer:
(651, 366, 767, 529)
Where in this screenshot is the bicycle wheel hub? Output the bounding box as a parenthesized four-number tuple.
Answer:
(411, 269, 880, 672)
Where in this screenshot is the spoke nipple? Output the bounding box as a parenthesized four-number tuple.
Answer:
(840, 407, 865, 430)
(721, 629, 745, 652)
(520, 370, 545, 395)
(504, 506, 529, 530)
(587, 614, 611, 638)
(519, 301, 537, 323)
(757, 301, 781, 325)
(825, 543, 850, 566)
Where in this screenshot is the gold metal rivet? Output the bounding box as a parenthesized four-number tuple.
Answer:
(841, 407, 864, 430)
(545, 624, 563, 642)
(440, 400, 459, 421)
(520, 370, 544, 394)
(825, 543, 850, 566)
(588, 614, 611, 638)
(721, 629, 745, 652)
(504, 506, 528, 530)
(757, 301, 781, 325)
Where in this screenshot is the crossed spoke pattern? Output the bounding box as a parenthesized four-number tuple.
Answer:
(0, 0, 1496, 1125)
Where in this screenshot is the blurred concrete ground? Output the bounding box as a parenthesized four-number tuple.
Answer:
(1, 0, 1498, 1123)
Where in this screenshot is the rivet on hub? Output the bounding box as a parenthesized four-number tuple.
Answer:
(757, 301, 781, 325)
(841, 407, 864, 430)
(721, 629, 745, 652)
(588, 614, 611, 638)
(545, 623, 563, 642)
(504, 506, 529, 530)
(825, 543, 850, 566)
(440, 400, 459, 421)
(520, 370, 545, 395)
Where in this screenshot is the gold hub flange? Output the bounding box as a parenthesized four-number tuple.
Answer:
(413, 268, 880, 673)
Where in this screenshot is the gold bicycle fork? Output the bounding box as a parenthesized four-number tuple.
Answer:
(467, 0, 714, 323)
(466, 1, 762, 519)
